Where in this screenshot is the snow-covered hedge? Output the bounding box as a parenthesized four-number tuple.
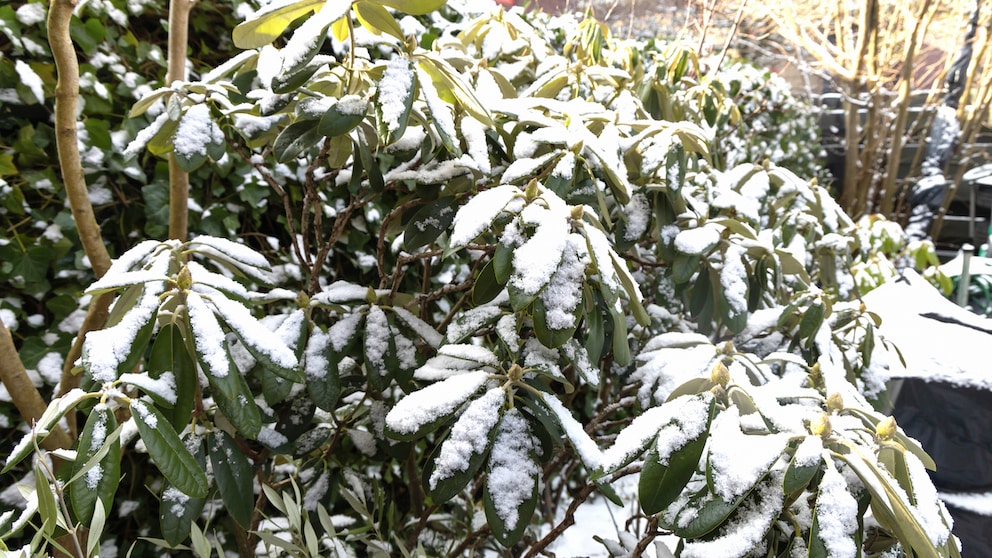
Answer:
(1, 1, 959, 557)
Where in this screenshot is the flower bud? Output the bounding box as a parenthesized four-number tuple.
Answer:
(809, 412, 831, 437)
(875, 416, 897, 440)
(710, 361, 731, 387)
(507, 363, 524, 382)
(826, 392, 844, 412)
(177, 265, 193, 291)
(296, 290, 310, 308)
(570, 205, 584, 221)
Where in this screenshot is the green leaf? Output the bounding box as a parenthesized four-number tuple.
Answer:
(306, 333, 342, 412)
(209, 431, 255, 528)
(131, 399, 209, 498)
(533, 296, 579, 349)
(160, 435, 207, 547)
(610, 307, 631, 366)
(355, 1, 404, 41)
(808, 507, 830, 558)
(376, 58, 418, 145)
(70, 406, 122, 525)
(232, 0, 329, 49)
(472, 258, 504, 306)
(664, 488, 739, 539)
(783, 447, 821, 494)
(273, 120, 323, 163)
(318, 98, 368, 137)
(34, 462, 57, 537)
(638, 397, 715, 514)
(493, 242, 514, 284)
(405, 197, 459, 251)
(415, 52, 493, 126)
(3, 389, 92, 473)
(373, 0, 446, 15)
(147, 324, 197, 430)
(212, 374, 263, 439)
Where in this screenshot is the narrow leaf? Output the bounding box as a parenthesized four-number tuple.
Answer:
(131, 399, 209, 498)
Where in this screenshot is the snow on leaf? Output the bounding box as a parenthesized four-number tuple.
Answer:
(328, 312, 363, 352)
(449, 184, 522, 249)
(487, 408, 539, 531)
(582, 222, 621, 296)
(539, 392, 603, 469)
(311, 281, 374, 305)
(905, 451, 951, 547)
(392, 306, 443, 348)
(815, 461, 859, 558)
(599, 393, 712, 472)
(82, 279, 165, 382)
(445, 306, 503, 343)
(207, 291, 299, 371)
(429, 387, 504, 489)
(186, 236, 271, 272)
(173, 104, 223, 162)
(509, 192, 570, 296)
(720, 244, 748, 315)
(186, 291, 231, 379)
(86, 269, 170, 294)
(561, 340, 598, 387)
(674, 224, 721, 255)
(279, 0, 348, 74)
(414, 344, 501, 381)
(501, 152, 557, 185)
(538, 234, 587, 331)
(632, 340, 716, 406)
(364, 305, 390, 372)
(98, 239, 168, 278)
(385, 370, 490, 436)
(188, 261, 249, 300)
(378, 57, 415, 135)
(119, 372, 177, 405)
(417, 66, 457, 146)
(680, 479, 784, 558)
(304, 329, 330, 380)
(706, 407, 789, 501)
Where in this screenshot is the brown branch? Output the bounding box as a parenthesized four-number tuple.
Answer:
(0, 321, 72, 450)
(166, 0, 194, 241)
(48, 0, 111, 277)
(56, 291, 114, 436)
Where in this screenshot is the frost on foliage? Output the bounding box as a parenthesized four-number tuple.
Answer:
(487, 408, 539, 531)
(82, 255, 168, 382)
(508, 190, 571, 296)
(449, 184, 522, 248)
(814, 462, 860, 558)
(632, 334, 715, 405)
(539, 392, 602, 469)
(378, 57, 415, 135)
(539, 234, 588, 330)
(429, 387, 504, 489)
(706, 407, 789, 501)
(186, 291, 231, 379)
(679, 479, 785, 558)
(600, 393, 712, 472)
(204, 289, 299, 371)
(414, 344, 500, 381)
(385, 371, 490, 436)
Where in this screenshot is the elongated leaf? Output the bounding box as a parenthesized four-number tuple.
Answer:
(131, 399, 208, 498)
(71, 406, 121, 525)
(385, 371, 490, 440)
(34, 462, 57, 537)
(638, 397, 715, 514)
(213, 375, 263, 439)
(232, 0, 329, 49)
(373, 0, 446, 15)
(472, 258, 504, 306)
(209, 431, 255, 528)
(484, 409, 540, 547)
(533, 296, 579, 349)
(783, 448, 821, 494)
(799, 301, 825, 340)
(404, 197, 458, 251)
(429, 389, 503, 502)
(4, 389, 91, 473)
(318, 97, 368, 137)
(160, 435, 207, 546)
(305, 330, 341, 411)
(274, 120, 323, 163)
(355, 0, 403, 41)
(376, 58, 417, 145)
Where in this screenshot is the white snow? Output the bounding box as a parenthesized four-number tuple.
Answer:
(173, 104, 223, 162)
(392, 306, 443, 348)
(186, 291, 231, 379)
(83, 278, 165, 382)
(119, 372, 177, 405)
(206, 291, 299, 371)
(363, 305, 390, 372)
(814, 462, 859, 558)
(674, 225, 720, 255)
(385, 371, 490, 435)
(599, 393, 711, 472)
(278, 0, 347, 73)
(414, 344, 501, 381)
(429, 387, 504, 489)
(706, 408, 789, 501)
(540, 392, 603, 470)
(311, 281, 374, 305)
(449, 185, 522, 248)
(304, 329, 330, 380)
(539, 235, 587, 330)
(378, 58, 415, 135)
(328, 312, 362, 352)
(486, 408, 539, 531)
(509, 191, 570, 296)
(14, 60, 44, 104)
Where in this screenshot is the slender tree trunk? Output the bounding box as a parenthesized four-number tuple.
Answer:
(167, 0, 195, 241)
(48, 0, 112, 277)
(0, 322, 72, 450)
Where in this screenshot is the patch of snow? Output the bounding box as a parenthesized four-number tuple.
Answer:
(429, 387, 504, 489)
(385, 371, 490, 435)
(486, 408, 539, 531)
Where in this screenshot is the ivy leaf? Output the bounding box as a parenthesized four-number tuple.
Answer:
(131, 399, 209, 498)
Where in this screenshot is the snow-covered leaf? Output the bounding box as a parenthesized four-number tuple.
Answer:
(484, 408, 539, 547)
(209, 430, 255, 528)
(429, 387, 504, 501)
(131, 399, 208, 498)
(69, 405, 121, 526)
(385, 371, 490, 440)
(448, 185, 522, 250)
